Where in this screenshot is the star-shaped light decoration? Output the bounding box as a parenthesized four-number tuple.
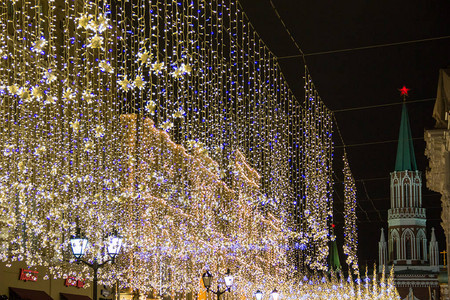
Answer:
(172, 108, 185, 119)
(86, 14, 109, 33)
(127, 155, 137, 165)
(17, 161, 26, 173)
(118, 76, 131, 91)
(18, 88, 30, 102)
(99, 60, 113, 73)
(171, 67, 183, 79)
(3, 144, 14, 157)
(138, 51, 152, 65)
(44, 69, 57, 84)
(134, 75, 145, 89)
(8, 84, 19, 95)
(87, 18, 99, 32)
(32, 38, 47, 53)
(151, 61, 165, 74)
(180, 63, 192, 74)
(88, 34, 103, 49)
(34, 145, 46, 156)
(50, 165, 58, 176)
(69, 120, 81, 133)
(82, 90, 94, 104)
(160, 120, 174, 131)
(96, 14, 109, 33)
(94, 125, 105, 138)
(63, 87, 76, 102)
(145, 100, 156, 115)
(44, 94, 57, 105)
(77, 13, 92, 29)
(399, 86, 410, 97)
(31, 86, 44, 100)
(84, 140, 95, 152)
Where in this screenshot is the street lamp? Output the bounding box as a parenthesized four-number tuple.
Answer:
(271, 289, 279, 300)
(254, 290, 263, 300)
(254, 289, 278, 300)
(70, 230, 123, 300)
(202, 269, 234, 299)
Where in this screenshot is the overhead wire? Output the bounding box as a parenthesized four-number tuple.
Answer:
(269, 0, 365, 232)
(361, 180, 383, 222)
(334, 136, 423, 149)
(334, 176, 388, 184)
(266, 0, 445, 231)
(268, 0, 306, 65)
(277, 35, 450, 59)
(267, 0, 442, 235)
(333, 97, 435, 113)
(357, 192, 441, 203)
(332, 172, 350, 218)
(351, 218, 443, 224)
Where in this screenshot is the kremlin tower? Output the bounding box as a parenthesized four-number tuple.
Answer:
(378, 89, 440, 299)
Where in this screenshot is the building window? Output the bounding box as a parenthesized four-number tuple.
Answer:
(419, 238, 424, 260)
(404, 184, 410, 207)
(392, 238, 397, 260)
(405, 233, 412, 260)
(393, 181, 399, 208)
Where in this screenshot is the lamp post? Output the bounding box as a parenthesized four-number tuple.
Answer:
(202, 269, 234, 300)
(254, 289, 279, 300)
(70, 231, 123, 300)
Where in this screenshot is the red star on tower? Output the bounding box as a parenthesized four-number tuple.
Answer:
(399, 85, 410, 96)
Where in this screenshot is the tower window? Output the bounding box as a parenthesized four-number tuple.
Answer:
(392, 238, 397, 260)
(405, 233, 412, 260)
(419, 238, 424, 260)
(404, 184, 410, 207)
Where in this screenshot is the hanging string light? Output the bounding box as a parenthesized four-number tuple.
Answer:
(342, 152, 358, 273)
(279, 268, 399, 300)
(0, 0, 355, 296)
(299, 70, 334, 271)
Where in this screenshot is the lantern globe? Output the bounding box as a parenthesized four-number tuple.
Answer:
(202, 270, 213, 289)
(255, 290, 263, 300)
(70, 235, 88, 260)
(270, 289, 279, 300)
(107, 234, 123, 259)
(224, 269, 233, 288)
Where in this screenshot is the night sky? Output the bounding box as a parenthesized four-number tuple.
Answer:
(239, 0, 450, 268)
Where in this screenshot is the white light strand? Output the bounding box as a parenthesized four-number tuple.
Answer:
(343, 152, 358, 273)
(0, 0, 352, 296)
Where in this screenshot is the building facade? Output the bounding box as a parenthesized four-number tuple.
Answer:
(379, 102, 440, 300)
(424, 67, 450, 300)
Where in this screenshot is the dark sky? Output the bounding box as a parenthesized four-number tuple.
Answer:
(239, 0, 450, 268)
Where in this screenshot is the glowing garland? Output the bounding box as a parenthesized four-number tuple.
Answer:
(0, 0, 348, 296)
(280, 266, 399, 300)
(342, 152, 358, 273)
(299, 72, 334, 271)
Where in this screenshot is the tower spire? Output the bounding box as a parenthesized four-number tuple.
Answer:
(329, 238, 341, 271)
(429, 227, 439, 270)
(378, 228, 387, 272)
(329, 226, 341, 271)
(395, 86, 417, 171)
